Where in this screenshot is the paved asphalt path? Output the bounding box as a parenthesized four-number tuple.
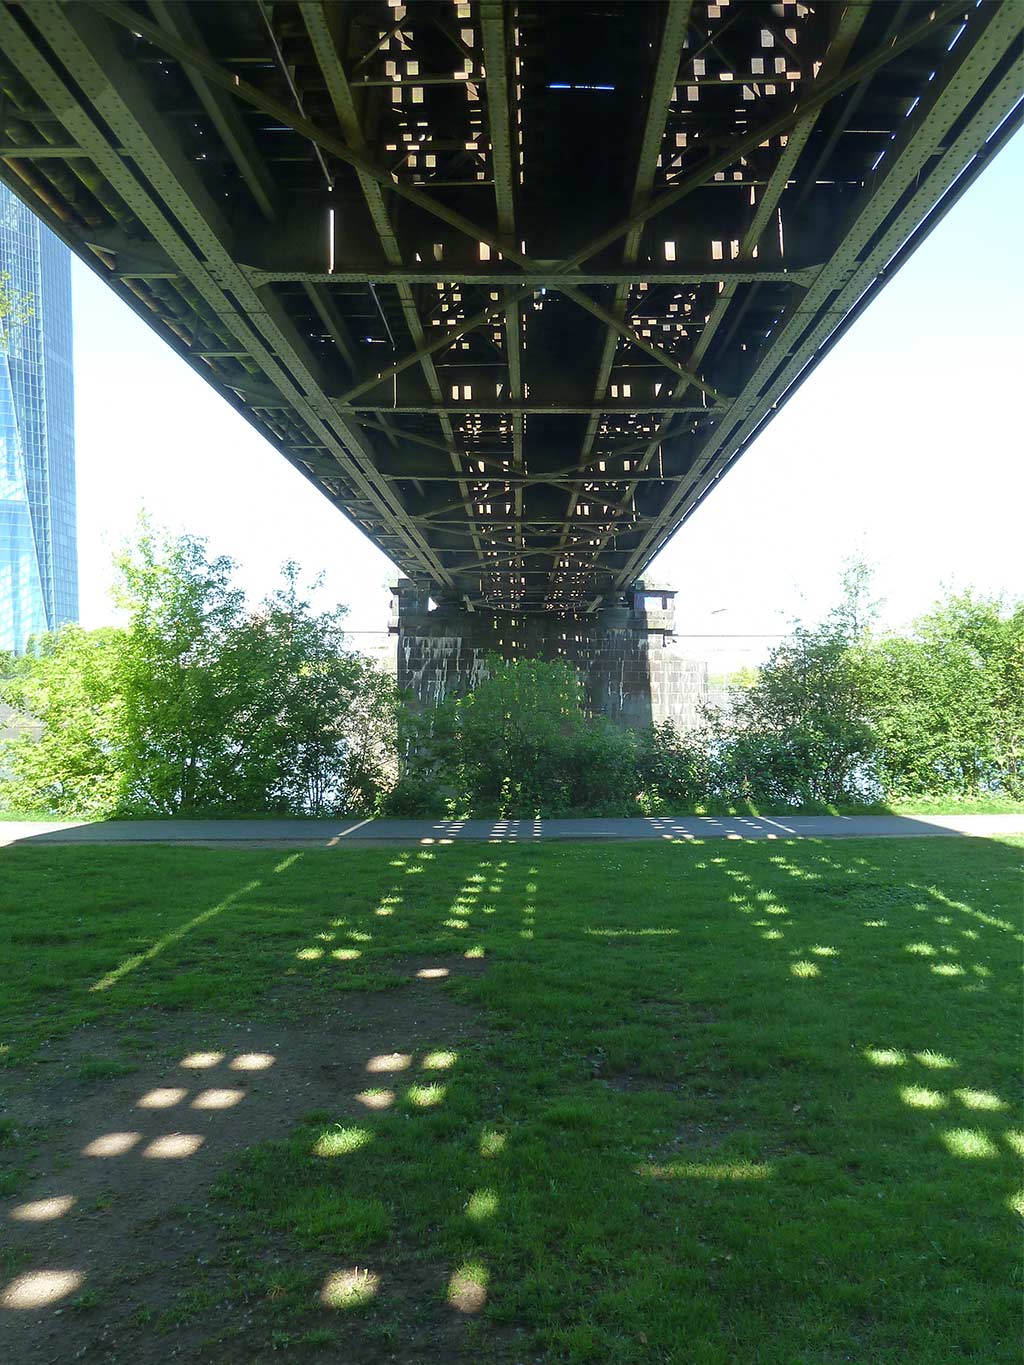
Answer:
(2, 813, 1023, 848)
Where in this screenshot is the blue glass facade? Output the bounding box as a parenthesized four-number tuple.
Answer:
(0, 182, 77, 654)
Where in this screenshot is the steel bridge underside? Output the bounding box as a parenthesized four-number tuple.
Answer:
(1, 0, 1021, 616)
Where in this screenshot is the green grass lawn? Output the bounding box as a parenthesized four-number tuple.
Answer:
(1, 838, 1021, 1362)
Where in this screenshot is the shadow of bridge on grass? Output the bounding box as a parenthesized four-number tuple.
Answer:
(1, 828, 1020, 1358)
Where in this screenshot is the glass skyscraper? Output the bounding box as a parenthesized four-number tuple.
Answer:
(0, 182, 77, 655)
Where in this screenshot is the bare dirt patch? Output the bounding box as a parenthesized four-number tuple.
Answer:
(0, 964, 513, 1364)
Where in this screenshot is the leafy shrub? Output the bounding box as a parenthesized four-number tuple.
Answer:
(393, 657, 641, 818)
(636, 720, 709, 811)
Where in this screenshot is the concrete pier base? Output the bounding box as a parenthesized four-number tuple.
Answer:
(390, 580, 708, 730)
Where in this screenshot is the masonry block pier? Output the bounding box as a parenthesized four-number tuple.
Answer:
(391, 580, 707, 731)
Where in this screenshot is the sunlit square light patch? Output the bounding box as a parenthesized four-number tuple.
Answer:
(142, 1133, 204, 1159)
(448, 1262, 487, 1313)
(465, 1188, 498, 1221)
(230, 1053, 274, 1072)
(0, 1269, 84, 1309)
(479, 1128, 506, 1158)
(954, 1088, 1006, 1111)
(406, 1084, 445, 1108)
(422, 1050, 457, 1071)
(9, 1195, 76, 1223)
(136, 1087, 187, 1110)
(863, 1048, 906, 1067)
(313, 1126, 370, 1158)
(365, 1053, 411, 1074)
(82, 1131, 141, 1157)
(320, 1267, 379, 1309)
(191, 1088, 245, 1110)
(900, 1086, 946, 1109)
(355, 1089, 395, 1110)
(416, 967, 449, 979)
(913, 1050, 956, 1070)
(179, 1051, 224, 1069)
(941, 1128, 999, 1159)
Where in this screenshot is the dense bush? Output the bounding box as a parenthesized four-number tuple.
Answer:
(384, 656, 639, 818)
(705, 569, 879, 808)
(861, 592, 1023, 799)
(635, 720, 710, 812)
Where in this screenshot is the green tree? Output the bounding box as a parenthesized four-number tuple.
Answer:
(707, 564, 880, 807)
(1, 522, 398, 817)
(863, 591, 1024, 799)
(0, 626, 127, 816)
(227, 564, 397, 815)
(111, 522, 247, 813)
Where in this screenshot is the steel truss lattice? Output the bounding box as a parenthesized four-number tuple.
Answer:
(1, 0, 1021, 614)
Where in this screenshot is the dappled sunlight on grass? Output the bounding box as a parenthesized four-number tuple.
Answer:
(638, 1161, 772, 1181)
(901, 1086, 946, 1109)
(1, 834, 1019, 1359)
(915, 1050, 956, 1070)
(447, 1261, 487, 1313)
(954, 1088, 1006, 1111)
(480, 1128, 506, 1158)
(422, 1050, 457, 1071)
(587, 927, 680, 937)
(405, 1084, 445, 1109)
(355, 1089, 395, 1110)
(89, 879, 265, 992)
(941, 1129, 999, 1159)
(320, 1268, 379, 1310)
(466, 1189, 499, 1221)
(313, 1126, 371, 1158)
(865, 1048, 907, 1067)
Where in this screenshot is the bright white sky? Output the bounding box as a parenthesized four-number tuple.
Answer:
(73, 131, 1023, 671)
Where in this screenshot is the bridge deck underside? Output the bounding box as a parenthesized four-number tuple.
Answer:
(1, 0, 1020, 614)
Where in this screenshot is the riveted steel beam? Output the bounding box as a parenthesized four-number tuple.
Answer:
(3, 0, 452, 588)
(246, 267, 818, 286)
(613, 2, 1024, 586)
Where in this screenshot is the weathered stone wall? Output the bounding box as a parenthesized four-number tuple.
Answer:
(388, 580, 708, 731)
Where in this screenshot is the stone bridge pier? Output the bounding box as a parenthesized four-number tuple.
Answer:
(390, 580, 708, 731)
